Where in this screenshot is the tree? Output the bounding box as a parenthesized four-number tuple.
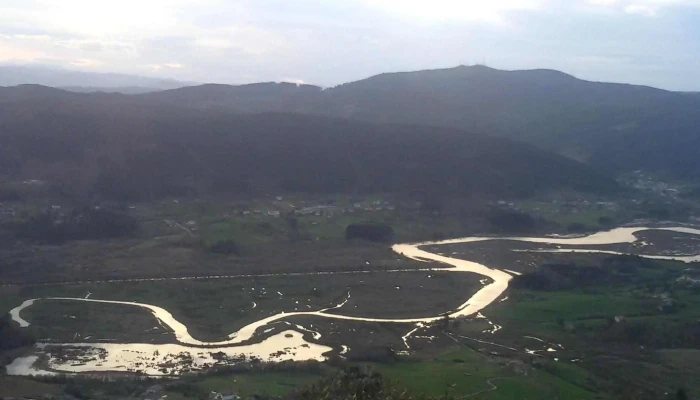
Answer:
(345, 223, 394, 243)
(441, 315, 451, 331)
(567, 222, 588, 233)
(209, 240, 240, 256)
(487, 210, 536, 233)
(0, 314, 35, 352)
(598, 216, 613, 227)
(556, 316, 566, 329)
(291, 368, 454, 400)
(11, 206, 138, 243)
(419, 196, 445, 214)
(286, 215, 299, 232)
(648, 207, 670, 220)
(676, 388, 688, 400)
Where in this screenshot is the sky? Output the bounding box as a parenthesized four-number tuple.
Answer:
(1, 0, 700, 90)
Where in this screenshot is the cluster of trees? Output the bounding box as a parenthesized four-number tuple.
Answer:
(144, 66, 700, 180)
(292, 367, 454, 400)
(0, 88, 618, 202)
(345, 223, 394, 243)
(0, 314, 34, 354)
(486, 209, 539, 233)
(208, 240, 240, 256)
(600, 319, 700, 350)
(0, 184, 22, 201)
(512, 256, 653, 291)
(8, 206, 138, 244)
(24, 365, 452, 400)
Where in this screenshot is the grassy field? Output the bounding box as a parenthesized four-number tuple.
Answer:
(374, 347, 595, 400)
(3, 269, 481, 343)
(0, 236, 430, 284)
(463, 256, 700, 399)
(0, 376, 64, 398)
(192, 370, 322, 398)
(3, 256, 700, 399)
(128, 195, 476, 246)
(22, 300, 171, 344)
(0, 193, 662, 286)
(489, 289, 659, 323)
(0, 346, 598, 400)
(3, 195, 700, 399)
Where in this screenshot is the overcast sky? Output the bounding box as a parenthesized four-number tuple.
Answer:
(1, 0, 699, 90)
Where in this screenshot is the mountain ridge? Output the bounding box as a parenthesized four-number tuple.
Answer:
(0, 87, 618, 201)
(134, 65, 699, 177)
(3, 65, 698, 178)
(0, 65, 190, 93)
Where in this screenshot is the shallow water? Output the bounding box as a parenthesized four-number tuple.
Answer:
(9, 299, 35, 327)
(6, 355, 57, 376)
(521, 248, 700, 263)
(8, 226, 700, 375)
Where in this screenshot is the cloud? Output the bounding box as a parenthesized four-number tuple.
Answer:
(70, 58, 102, 67)
(5, 0, 199, 37)
(281, 77, 306, 85)
(625, 4, 658, 15)
(12, 34, 52, 41)
(0, 42, 45, 62)
(1, 0, 700, 90)
(150, 62, 185, 71)
(586, 0, 619, 4)
(365, 0, 544, 23)
(585, 0, 700, 16)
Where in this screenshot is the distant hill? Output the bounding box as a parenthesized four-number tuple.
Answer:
(139, 65, 700, 178)
(321, 66, 700, 177)
(0, 85, 617, 201)
(60, 86, 164, 95)
(0, 84, 83, 103)
(0, 65, 188, 93)
(141, 82, 322, 111)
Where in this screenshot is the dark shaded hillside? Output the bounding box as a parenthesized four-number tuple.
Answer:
(0, 65, 187, 90)
(60, 86, 164, 94)
(0, 84, 84, 103)
(0, 87, 616, 201)
(582, 97, 700, 178)
(140, 82, 322, 112)
(322, 66, 672, 132)
(139, 65, 700, 177)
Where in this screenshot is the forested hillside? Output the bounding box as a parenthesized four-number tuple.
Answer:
(0, 86, 617, 201)
(139, 65, 700, 177)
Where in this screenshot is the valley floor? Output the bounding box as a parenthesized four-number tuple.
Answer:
(3, 195, 700, 399)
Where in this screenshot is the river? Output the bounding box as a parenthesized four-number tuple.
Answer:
(7, 226, 700, 376)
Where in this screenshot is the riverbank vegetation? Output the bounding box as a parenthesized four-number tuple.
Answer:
(3, 188, 690, 286)
(4, 233, 700, 399)
(477, 255, 700, 399)
(2, 190, 700, 399)
(0, 356, 598, 400)
(1, 269, 482, 343)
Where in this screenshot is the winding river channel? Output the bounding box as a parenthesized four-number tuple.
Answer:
(7, 226, 700, 376)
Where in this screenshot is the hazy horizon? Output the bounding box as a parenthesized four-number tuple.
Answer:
(2, 1, 700, 91)
(3, 62, 699, 93)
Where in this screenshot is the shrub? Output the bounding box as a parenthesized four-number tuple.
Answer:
(598, 216, 613, 227)
(291, 367, 453, 400)
(10, 206, 137, 243)
(567, 222, 589, 233)
(487, 209, 536, 233)
(0, 314, 35, 352)
(209, 240, 240, 256)
(345, 223, 394, 243)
